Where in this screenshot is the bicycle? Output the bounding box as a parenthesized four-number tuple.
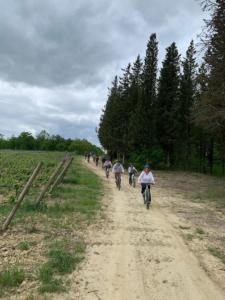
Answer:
(105, 167, 110, 178)
(131, 174, 136, 188)
(115, 173, 121, 190)
(143, 184, 151, 209)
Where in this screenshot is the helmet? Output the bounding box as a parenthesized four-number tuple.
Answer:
(144, 164, 150, 169)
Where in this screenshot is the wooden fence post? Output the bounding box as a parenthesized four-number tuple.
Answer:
(35, 158, 66, 207)
(49, 156, 74, 194)
(1, 162, 43, 232)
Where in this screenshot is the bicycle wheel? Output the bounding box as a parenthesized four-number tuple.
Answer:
(143, 188, 147, 204)
(106, 169, 109, 178)
(132, 175, 136, 188)
(117, 177, 121, 190)
(146, 189, 151, 209)
(144, 188, 149, 207)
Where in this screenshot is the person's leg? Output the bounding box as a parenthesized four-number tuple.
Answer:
(129, 173, 132, 185)
(141, 183, 146, 194)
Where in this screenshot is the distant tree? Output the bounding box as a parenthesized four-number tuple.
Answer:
(16, 132, 35, 150)
(36, 130, 51, 150)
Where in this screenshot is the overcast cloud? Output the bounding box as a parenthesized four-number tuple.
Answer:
(0, 0, 204, 144)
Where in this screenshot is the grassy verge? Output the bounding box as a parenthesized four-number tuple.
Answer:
(0, 154, 102, 298)
(208, 247, 225, 265)
(192, 187, 225, 210)
(0, 267, 25, 296)
(38, 239, 85, 293)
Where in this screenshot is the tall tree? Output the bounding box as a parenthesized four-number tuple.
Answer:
(195, 0, 225, 173)
(178, 40, 198, 162)
(98, 76, 120, 154)
(129, 34, 158, 151)
(156, 42, 180, 166)
(197, 0, 225, 135)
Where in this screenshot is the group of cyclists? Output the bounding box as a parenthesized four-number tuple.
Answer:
(85, 152, 100, 166)
(85, 153, 155, 209)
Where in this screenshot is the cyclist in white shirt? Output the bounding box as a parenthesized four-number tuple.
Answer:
(112, 160, 124, 182)
(138, 164, 155, 195)
(104, 159, 112, 169)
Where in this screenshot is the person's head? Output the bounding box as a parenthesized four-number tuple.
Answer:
(144, 164, 151, 173)
(129, 163, 133, 167)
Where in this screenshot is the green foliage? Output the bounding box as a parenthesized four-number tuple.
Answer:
(0, 267, 25, 288)
(38, 263, 54, 283)
(47, 239, 85, 274)
(195, 227, 205, 235)
(208, 247, 225, 265)
(68, 139, 103, 155)
(98, 24, 225, 176)
(156, 42, 180, 166)
(39, 278, 65, 294)
(38, 239, 85, 294)
(0, 131, 101, 155)
(16, 241, 30, 251)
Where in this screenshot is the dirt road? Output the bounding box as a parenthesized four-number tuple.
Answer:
(64, 162, 225, 300)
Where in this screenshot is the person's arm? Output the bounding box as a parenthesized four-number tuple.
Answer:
(121, 165, 125, 173)
(138, 171, 143, 184)
(150, 172, 155, 184)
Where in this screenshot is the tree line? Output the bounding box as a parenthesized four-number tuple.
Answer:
(98, 0, 225, 176)
(0, 131, 103, 155)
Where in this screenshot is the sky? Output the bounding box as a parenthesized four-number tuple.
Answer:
(0, 0, 205, 145)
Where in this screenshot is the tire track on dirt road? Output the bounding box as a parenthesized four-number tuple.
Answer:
(61, 161, 225, 300)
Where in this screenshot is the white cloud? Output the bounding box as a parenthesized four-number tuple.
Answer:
(0, 0, 205, 144)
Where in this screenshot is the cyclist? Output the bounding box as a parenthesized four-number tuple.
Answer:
(112, 160, 124, 188)
(128, 164, 138, 186)
(84, 152, 88, 160)
(101, 157, 106, 168)
(96, 155, 100, 166)
(104, 159, 112, 177)
(87, 153, 91, 163)
(138, 164, 155, 201)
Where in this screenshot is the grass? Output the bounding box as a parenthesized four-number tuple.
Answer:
(38, 278, 65, 294)
(195, 227, 205, 235)
(47, 239, 85, 274)
(16, 241, 30, 250)
(208, 247, 225, 265)
(0, 154, 102, 297)
(38, 238, 85, 293)
(0, 267, 25, 291)
(192, 187, 225, 209)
